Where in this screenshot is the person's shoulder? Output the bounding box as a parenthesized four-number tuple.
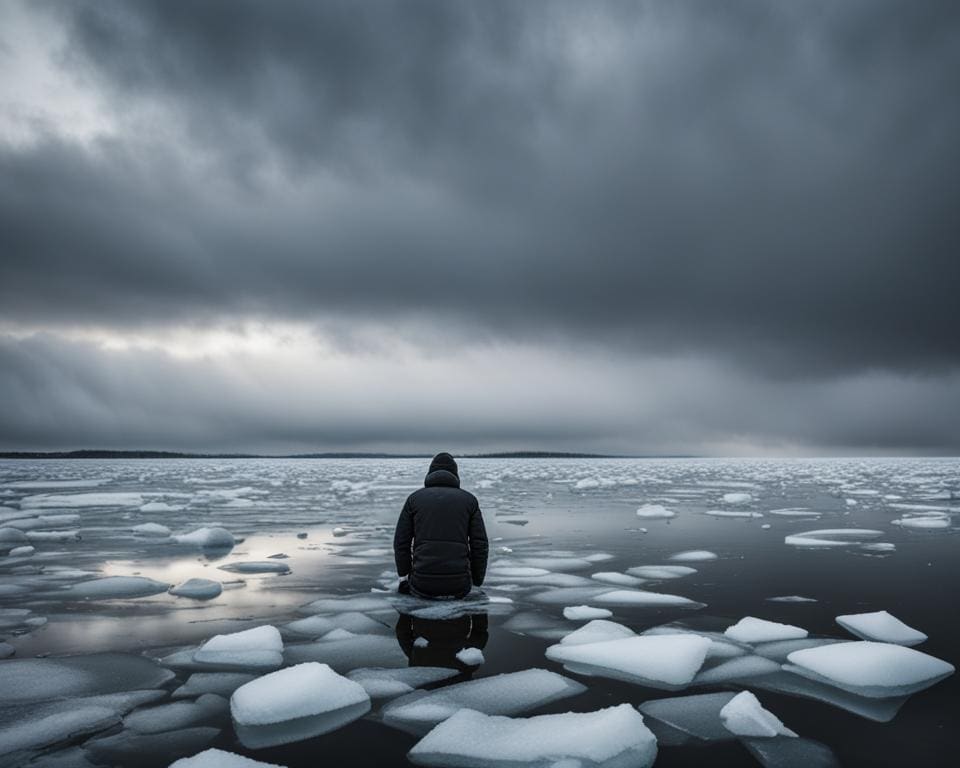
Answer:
(458, 487, 480, 506)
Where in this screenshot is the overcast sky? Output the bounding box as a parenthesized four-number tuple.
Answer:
(1, 0, 958, 455)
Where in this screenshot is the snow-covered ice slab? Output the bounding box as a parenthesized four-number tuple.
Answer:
(753, 638, 843, 663)
(124, 694, 228, 734)
(891, 514, 951, 530)
(639, 692, 738, 745)
(559, 619, 635, 646)
(193, 625, 283, 671)
(719, 691, 797, 738)
(724, 617, 808, 644)
(669, 550, 718, 562)
(172, 527, 236, 549)
(0, 706, 120, 756)
(382, 669, 586, 735)
(172, 673, 256, 699)
(742, 736, 841, 768)
(132, 522, 171, 537)
(346, 667, 460, 699)
(170, 578, 223, 600)
(546, 634, 711, 688)
(283, 634, 408, 672)
(785, 641, 954, 697)
(0, 654, 174, 704)
(784, 529, 884, 548)
(563, 605, 613, 621)
(636, 504, 675, 518)
(592, 589, 704, 609)
(723, 492, 753, 504)
(407, 704, 657, 768)
(455, 647, 484, 666)
(747, 670, 908, 722)
(590, 572, 644, 587)
(170, 748, 285, 768)
(626, 565, 697, 580)
(231, 662, 370, 748)
(693, 655, 781, 685)
(282, 612, 390, 638)
(836, 610, 927, 646)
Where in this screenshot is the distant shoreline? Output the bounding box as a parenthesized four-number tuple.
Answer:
(0, 449, 697, 460)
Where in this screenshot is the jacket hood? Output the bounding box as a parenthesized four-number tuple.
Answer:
(424, 469, 460, 488)
(428, 452, 458, 477)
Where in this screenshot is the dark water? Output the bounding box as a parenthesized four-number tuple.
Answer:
(0, 458, 957, 767)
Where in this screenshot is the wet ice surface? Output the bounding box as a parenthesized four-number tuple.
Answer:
(0, 456, 958, 767)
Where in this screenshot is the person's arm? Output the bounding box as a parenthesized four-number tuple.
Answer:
(393, 497, 414, 578)
(468, 502, 488, 586)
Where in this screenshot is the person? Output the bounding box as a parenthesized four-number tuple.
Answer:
(393, 452, 488, 599)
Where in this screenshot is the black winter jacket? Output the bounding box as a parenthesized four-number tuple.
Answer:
(393, 469, 488, 598)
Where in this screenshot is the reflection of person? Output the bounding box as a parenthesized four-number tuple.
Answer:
(393, 453, 488, 599)
(396, 612, 489, 675)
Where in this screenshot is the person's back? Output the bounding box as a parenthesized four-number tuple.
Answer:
(393, 453, 488, 599)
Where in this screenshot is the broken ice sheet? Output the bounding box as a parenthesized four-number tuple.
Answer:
(193, 625, 283, 671)
(282, 634, 408, 672)
(639, 692, 738, 745)
(407, 704, 657, 768)
(381, 668, 586, 735)
(835, 611, 927, 646)
(347, 667, 460, 699)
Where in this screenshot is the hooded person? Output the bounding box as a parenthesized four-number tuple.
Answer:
(393, 452, 488, 599)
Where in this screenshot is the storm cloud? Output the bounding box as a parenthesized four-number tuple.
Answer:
(1, 0, 958, 453)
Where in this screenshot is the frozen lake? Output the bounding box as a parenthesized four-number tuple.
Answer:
(1, 457, 957, 767)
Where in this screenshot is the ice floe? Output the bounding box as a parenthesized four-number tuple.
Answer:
(546, 634, 711, 688)
(592, 589, 705, 609)
(835, 610, 926, 646)
(590, 571, 644, 587)
(669, 550, 718, 562)
(172, 527, 236, 549)
(636, 504, 675, 518)
(66, 576, 171, 600)
(218, 561, 290, 574)
(785, 641, 954, 697)
(693, 655, 781, 685)
(231, 662, 370, 747)
(124, 694, 228, 734)
(719, 691, 797, 738)
(407, 705, 657, 768)
(455, 647, 484, 666)
(724, 617, 808, 644)
(170, 578, 223, 600)
(172, 673, 255, 699)
(626, 565, 697, 580)
(283, 634, 407, 671)
(170, 749, 285, 768)
(563, 605, 613, 621)
(784, 528, 884, 548)
(84, 726, 220, 766)
(704, 509, 764, 518)
(132, 522, 172, 537)
(382, 669, 586, 734)
(723, 492, 753, 504)
(282, 612, 389, 638)
(346, 667, 459, 699)
(193, 625, 283, 671)
(891, 513, 951, 530)
(639, 691, 738, 745)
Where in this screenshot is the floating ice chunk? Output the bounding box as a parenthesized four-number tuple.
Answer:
(84, 726, 220, 766)
(769, 508, 820, 517)
(528, 586, 613, 605)
(891, 514, 951, 530)
(218, 561, 290, 574)
(641, 625, 748, 661)
(124, 694, 228, 734)
(408, 704, 657, 768)
(626, 565, 697, 580)
(26, 529, 81, 542)
(132, 522, 172, 537)
(382, 669, 586, 735)
(752, 638, 844, 663)
(21, 492, 144, 509)
(283, 634, 407, 671)
(170, 748, 285, 768)
(8, 545, 34, 556)
(0, 527, 28, 545)
(546, 634, 711, 688)
(0, 706, 119, 755)
(639, 692, 738, 744)
(0, 641, 13, 658)
(501, 612, 572, 641)
(282, 612, 389, 638)
(786, 641, 954, 697)
(321, 628, 355, 641)
(347, 667, 459, 699)
(67, 576, 171, 600)
(172, 527, 236, 549)
(299, 595, 393, 614)
(766, 595, 817, 603)
(784, 528, 884, 548)
(455, 647, 484, 666)
(669, 550, 717, 562)
(836, 610, 927, 646)
(592, 589, 704, 609)
(0, 654, 174, 704)
(172, 673, 255, 699)
(861, 542, 896, 552)
(170, 579, 223, 600)
(230, 663, 370, 747)
(560, 619, 635, 646)
(742, 736, 841, 768)
(193, 626, 283, 671)
(414, 637, 429, 648)
(693, 655, 781, 685)
(747, 669, 907, 722)
(724, 617, 808, 644)
(331, 527, 348, 536)
(488, 566, 551, 578)
(723, 492, 753, 504)
(7, 513, 81, 530)
(140, 501, 182, 513)
(636, 504, 675, 518)
(563, 605, 613, 621)
(590, 572, 644, 586)
(584, 552, 615, 562)
(574, 478, 601, 490)
(719, 691, 797, 738)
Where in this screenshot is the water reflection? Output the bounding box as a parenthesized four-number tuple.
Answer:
(395, 611, 489, 678)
